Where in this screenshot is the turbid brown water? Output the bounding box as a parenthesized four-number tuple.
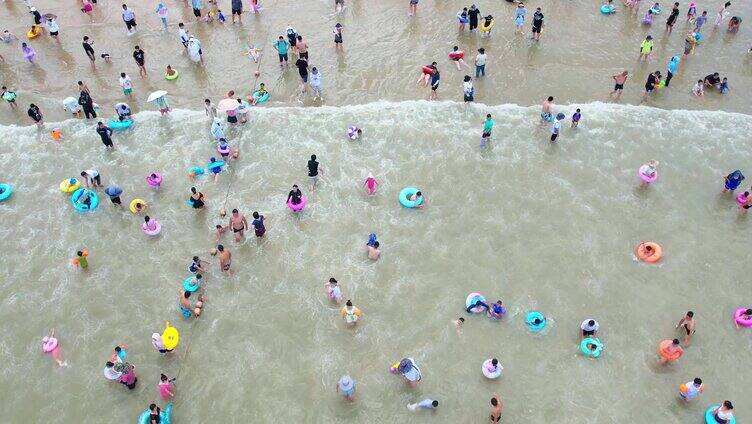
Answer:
(1, 0, 752, 423)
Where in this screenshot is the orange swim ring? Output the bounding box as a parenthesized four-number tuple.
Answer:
(658, 339, 683, 361)
(636, 242, 662, 263)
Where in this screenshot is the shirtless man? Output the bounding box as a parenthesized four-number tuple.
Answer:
(489, 393, 503, 423)
(675, 311, 696, 345)
(229, 209, 248, 241)
(540, 96, 553, 123)
(179, 290, 205, 317)
(610, 71, 628, 99)
(367, 241, 381, 260)
(294, 35, 308, 59)
(217, 244, 233, 276)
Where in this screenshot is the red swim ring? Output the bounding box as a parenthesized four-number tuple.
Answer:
(421, 66, 434, 75)
(448, 51, 465, 60)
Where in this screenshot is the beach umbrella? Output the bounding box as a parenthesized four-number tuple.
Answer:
(217, 98, 240, 112)
(147, 90, 168, 102)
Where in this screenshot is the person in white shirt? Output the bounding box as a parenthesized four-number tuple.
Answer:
(80, 169, 102, 188)
(119, 72, 133, 98)
(46, 18, 60, 43)
(463, 75, 474, 102)
(121, 4, 137, 34)
(580, 319, 600, 339)
(692, 79, 704, 96)
(310, 67, 323, 100)
(178, 23, 189, 50)
(475, 47, 487, 77)
(408, 399, 439, 411)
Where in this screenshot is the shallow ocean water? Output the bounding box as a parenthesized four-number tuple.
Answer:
(0, 101, 751, 422)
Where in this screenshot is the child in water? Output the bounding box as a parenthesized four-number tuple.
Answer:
(364, 173, 378, 195)
(42, 328, 65, 366)
(72, 249, 89, 269)
(571, 108, 582, 128)
(719, 77, 729, 94)
(692, 79, 704, 97)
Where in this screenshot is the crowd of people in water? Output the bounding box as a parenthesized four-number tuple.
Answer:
(0, 0, 747, 421)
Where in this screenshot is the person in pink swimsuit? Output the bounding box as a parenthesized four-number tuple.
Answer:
(159, 373, 176, 399)
(364, 173, 378, 195)
(42, 328, 65, 366)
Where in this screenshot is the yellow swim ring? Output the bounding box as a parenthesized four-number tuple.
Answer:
(27, 26, 41, 39)
(165, 70, 179, 81)
(129, 198, 146, 214)
(162, 322, 180, 350)
(59, 178, 81, 194)
(480, 19, 495, 31)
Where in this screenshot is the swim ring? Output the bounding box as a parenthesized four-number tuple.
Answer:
(252, 90, 270, 103)
(465, 293, 487, 314)
(457, 13, 469, 24)
(143, 219, 162, 236)
(735, 193, 748, 206)
(71, 188, 99, 212)
(183, 276, 200, 292)
(1, 91, 16, 102)
(59, 178, 80, 194)
(650, 5, 661, 13)
(138, 402, 173, 424)
(287, 195, 307, 212)
(207, 160, 225, 172)
(162, 322, 180, 350)
(638, 165, 658, 183)
(190, 167, 205, 176)
(635, 242, 662, 263)
(108, 119, 133, 130)
(600, 4, 616, 14)
(448, 51, 465, 60)
(658, 339, 682, 361)
(733, 308, 752, 327)
(41, 336, 58, 353)
(580, 337, 604, 358)
(705, 406, 735, 424)
(525, 311, 546, 331)
(129, 199, 146, 214)
(165, 70, 179, 81)
(146, 173, 163, 188)
(217, 144, 231, 155)
(0, 183, 12, 201)
(399, 187, 423, 208)
(421, 66, 434, 75)
(481, 359, 503, 379)
(480, 19, 495, 31)
(27, 26, 41, 39)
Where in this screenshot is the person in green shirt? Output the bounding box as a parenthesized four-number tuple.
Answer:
(74, 250, 89, 269)
(273, 36, 289, 67)
(481, 113, 494, 148)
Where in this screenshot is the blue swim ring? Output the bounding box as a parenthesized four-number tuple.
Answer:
(705, 406, 735, 424)
(399, 187, 423, 208)
(252, 91, 270, 103)
(138, 402, 173, 424)
(183, 276, 200, 292)
(600, 4, 615, 14)
(525, 311, 546, 331)
(650, 6, 661, 14)
(108, 119, 133, 130)
(71, 188, 99, 212)
(190, 167, 205, 176)
(207, 160, 225, 171)
(0, 183, 12, 201)
(179, 304, 192, 318)
(580, 337, 604, 358)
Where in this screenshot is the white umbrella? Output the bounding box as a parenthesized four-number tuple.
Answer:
(217, 98, 240, 113)
(147, 90, 168, 102)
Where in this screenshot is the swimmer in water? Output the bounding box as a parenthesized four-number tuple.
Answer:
(251, 212, 266, 237)
(325, 278, 343, 304)
(454, 317, 465, 335)
(467, 297, 490, 313)
(188, 256, 210, 274)
(417, 62, 437, 87)
(340, 300, 362, 327)
(635, 242, 658, 261)
(610, 71, 628, 99)
(217, 244, 233, 276)
(42, 328, 65, 366)
(409, 191, 426, 208)
(337, 375, 356, 401)
(723, 170, 744, 192)
(580, 319, 599, 339)
(489, 393, 503, 423)
(659, 338, 684, 364)
(159, 373, 176, 400)
(540, 96, 553, 122)
(179, 290, 205, 317)
(215, 224, 228, 241)
(678, 377, 703, 401)
(189, 187, 205, 209)
(367, 241, 381, 260)
(364, 173, 378, 195)
(229, 209, 248, 242)
(449, 46, 470, 70)
(488, 300, 507, 319)
(675, 311, 696, 345)
(408, 399, 439, 411)
(74, 250, 89, 269)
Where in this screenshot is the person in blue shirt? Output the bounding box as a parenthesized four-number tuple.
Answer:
(273, 36, 289, 66)
(723, 170, 745, 192)
(665, 55, 680, 87)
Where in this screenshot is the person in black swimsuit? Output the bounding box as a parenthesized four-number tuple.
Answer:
(148, 404, 161, 424)
(287, 185, 303, 205)
(675, 311, 696, 345)
(189, 186, 205, 209)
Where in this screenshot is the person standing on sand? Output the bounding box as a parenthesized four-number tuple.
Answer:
(229, 209, 248, 241)
(531, 7, 544, 41)
(121, 4, 137, 35)
(217, 244, 233, 276)
(490, 393, 503, 423)
(133, 45, 146, 78)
